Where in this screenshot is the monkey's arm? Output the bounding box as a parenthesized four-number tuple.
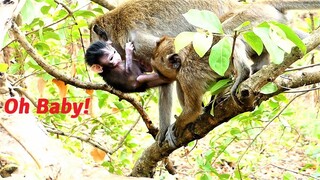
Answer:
(230, 41, 252, 105)
(165, 78, 203, 147)
(125, 42, 134, 73)
(137, 73, 171, 88)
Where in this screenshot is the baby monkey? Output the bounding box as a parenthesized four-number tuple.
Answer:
(85, 41, 171, 92)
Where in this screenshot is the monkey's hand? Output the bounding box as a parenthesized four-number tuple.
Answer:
(125, 42, 134, 55)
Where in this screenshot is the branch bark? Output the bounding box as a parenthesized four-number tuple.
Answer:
(130, 28, 320, 177)
(90, 0, 116, 10)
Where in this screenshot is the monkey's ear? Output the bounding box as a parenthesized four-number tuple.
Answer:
(91, 64, 103, 73)
(93, 25, 109, 41)
(168, 54, 181, 69)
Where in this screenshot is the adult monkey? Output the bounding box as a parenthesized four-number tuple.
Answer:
(90, 0, 238, 145)
(151, 2, 320, 147)
(89, 0, 320, 146)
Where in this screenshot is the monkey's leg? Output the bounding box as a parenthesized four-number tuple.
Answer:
(165, 83, 203, 147)
(176, 81, 185, 108)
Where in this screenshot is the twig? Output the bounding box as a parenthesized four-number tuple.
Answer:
(285, 62, 320, 72)
(110, 116, 141, 154)
(284, 86, 320, 93)
(212, 137, 237, 165)
(46, 126, 110, 154)
(0, 121, 41, 169)
(53, 0, 87, 76)
(13, 87, 37, 107)
(271, 164, 320, 179)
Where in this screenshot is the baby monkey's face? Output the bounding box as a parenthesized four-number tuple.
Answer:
(100, 47, 122, 68)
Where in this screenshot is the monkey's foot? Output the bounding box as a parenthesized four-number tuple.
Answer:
(156, 128, 168, 147)
(164, 124, 178, 148)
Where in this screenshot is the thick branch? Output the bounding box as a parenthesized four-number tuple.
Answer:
(131, 28, 320, 177)
(90, 0, 116, 10)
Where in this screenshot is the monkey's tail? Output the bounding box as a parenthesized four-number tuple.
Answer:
(157, 83, 173, 143)
(260, 0, 320, 12)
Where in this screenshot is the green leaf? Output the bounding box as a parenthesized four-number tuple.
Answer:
(27, 59, 41, 70)
(243, 31, 263, 55)
(34, 42, 50, 51)
(269, 24, 295, 53)
(193, 32, 213, 57)
(8, 64, 20, 74)
(209, 79, 231, 95)
(230, 127, 241, 136)
(209, 37, 232, 76)
(204, 150, 215, 162)
(114, 101, 124, 109)
(283, 172, 295, 180)
(0, 63, 8, 72)
(174, 32, 195, 53)
(40, 5, 51, 14)
(54, 9, 68, 21)
(74, 10, 96, 18)
(20, 0, 35, 24)
(92, 7, 104, 14)
(260, 82, 278, 94)
(183, 9, 223, 33)
(253, 27, 285, 64)
(270, 22, 306, 54)
(200, 173, 212, 180)
(44, 0, 55, 6)
(234, 21, 251, 32)
(43, 31, 60, 40)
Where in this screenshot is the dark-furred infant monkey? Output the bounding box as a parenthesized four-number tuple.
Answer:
(85, 41, 170, 92)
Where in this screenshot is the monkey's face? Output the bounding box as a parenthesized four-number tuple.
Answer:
(100, 48, 122, 68)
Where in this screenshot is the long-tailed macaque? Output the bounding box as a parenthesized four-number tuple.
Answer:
(151, 2, 320, 147)
(90, 0, 320, 147)
(90, 0, 236, 145)
(152, 37, 251, 147)
(85, 41, 170, 92)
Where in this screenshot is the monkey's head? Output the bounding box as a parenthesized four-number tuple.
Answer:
(85, 41, 122, 73)
(151, 36, 182, 80)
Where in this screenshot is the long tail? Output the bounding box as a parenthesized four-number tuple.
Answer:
(158, 83, 173, 143)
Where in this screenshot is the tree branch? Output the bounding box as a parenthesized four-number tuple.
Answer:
(130, 28, 320, 177)
(90, 0, 116, 10)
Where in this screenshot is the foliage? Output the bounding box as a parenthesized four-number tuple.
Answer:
(173, 8, 320, 180)
(2, 0, 320, 179)
(175, 9, 306, 93)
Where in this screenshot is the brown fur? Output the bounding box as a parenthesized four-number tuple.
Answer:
(151, 1, 320, 144)
(90, 0, 320, 146)
(152, 37, 225, 136)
